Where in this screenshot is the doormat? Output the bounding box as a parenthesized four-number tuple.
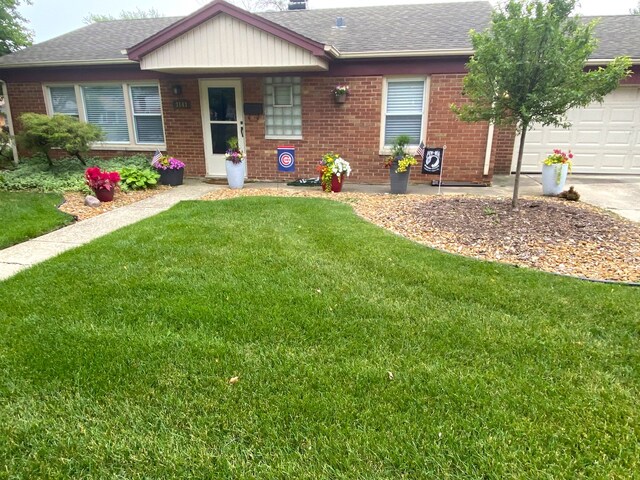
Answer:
(203, 179, 257, 185)
(287, 178, 322, 187)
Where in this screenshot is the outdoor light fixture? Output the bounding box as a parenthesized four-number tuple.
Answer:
(172, 85, 182, 96)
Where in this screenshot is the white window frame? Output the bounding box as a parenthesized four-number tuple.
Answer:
(43, 82, 166, 151)
(379, 76, 430, 155)
(273, 84, 293, 107)
(128, 84, 167, 145)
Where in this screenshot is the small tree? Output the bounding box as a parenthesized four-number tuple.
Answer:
(17, 113, 104, 165)
(452, 0, 630, 210)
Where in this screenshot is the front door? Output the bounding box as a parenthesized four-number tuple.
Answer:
(199, 79, 245, 176)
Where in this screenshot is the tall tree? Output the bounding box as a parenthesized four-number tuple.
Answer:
(0, 0, 33, 56)
(631, 2, 640, 14)
(228, 0, 288, 12)
(452, 0, 630, 210)
(83, 7, 163, 24)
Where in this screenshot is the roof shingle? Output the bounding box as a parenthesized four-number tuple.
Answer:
(0, 2, 638, 67)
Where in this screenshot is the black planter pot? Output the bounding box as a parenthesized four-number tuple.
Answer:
(389, 162, 410, 194)
(158, 168, 184, 186)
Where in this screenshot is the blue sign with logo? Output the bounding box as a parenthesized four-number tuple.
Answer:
(277, 146, 296, 172)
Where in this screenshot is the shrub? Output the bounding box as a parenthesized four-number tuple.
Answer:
(0, 155, 150, 193)
(16, 113, 104, 166)
(118, 166, 160, 191)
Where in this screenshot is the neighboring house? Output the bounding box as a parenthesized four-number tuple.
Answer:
(0, 0, 639, 182)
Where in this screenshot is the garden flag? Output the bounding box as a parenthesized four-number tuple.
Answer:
(277, 146, 296, 172)
(416, 141, 425, 159)
(422, 147, 443, 174)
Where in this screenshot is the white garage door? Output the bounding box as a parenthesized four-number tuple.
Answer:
(512, 87, 640, 174)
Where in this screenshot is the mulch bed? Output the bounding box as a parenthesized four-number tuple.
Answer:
(202, 188, 640, 283)
(59, 186, 171, 221)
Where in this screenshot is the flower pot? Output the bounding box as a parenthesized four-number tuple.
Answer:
(158, 168, 184, 186)
(389, 164, 410, 194)
(94, 188, 114, 202)
(322, 173, 344, 192)
(226, 160, 245, 189)
(335, 94, 347, 104)
(541, 163, 569, 196)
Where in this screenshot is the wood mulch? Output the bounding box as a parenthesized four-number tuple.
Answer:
(201, 188, 640, 283)
(58, 186, 171, 221)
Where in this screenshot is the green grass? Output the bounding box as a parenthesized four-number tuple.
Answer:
(0, 197, 638, 478)
(0, 191, 74, 249)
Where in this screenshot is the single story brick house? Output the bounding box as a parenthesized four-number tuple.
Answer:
(0, 0, 639, 182)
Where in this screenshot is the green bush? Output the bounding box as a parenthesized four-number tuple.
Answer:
(118, 166, 160, 191)
(16, 113, 104, 166)
(0, 155, 151, 193)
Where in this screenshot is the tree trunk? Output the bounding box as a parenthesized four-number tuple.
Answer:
(74, 152, 87, 166)
(511, 123, 529, 211)
(44, 151, 53, 167)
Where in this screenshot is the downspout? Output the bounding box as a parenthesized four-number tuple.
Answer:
(0, 80, 19, 165)
(483, 121, 495, 176)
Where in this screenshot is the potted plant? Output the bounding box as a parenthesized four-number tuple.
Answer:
(332, 85, 350, 104)
(541, 148, 573, 195)
(225, 137, 246, 189)
(317, 152, 351, 192)
(152, 154, 185, 186)
(384, 135, 417, 194)
(85, 166, 120, 202)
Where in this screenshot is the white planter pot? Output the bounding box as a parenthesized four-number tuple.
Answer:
(226, 160, 246, 189)
(541, 163, 569, 196)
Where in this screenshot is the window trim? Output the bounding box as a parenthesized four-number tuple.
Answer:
(273, 84, 293, 108)
(264, 76, 303, 140)
(128, 84, 167, 145)
(43, 81, 166, 150)
(379, 76, 430, 155)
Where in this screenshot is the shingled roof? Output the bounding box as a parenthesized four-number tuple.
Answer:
(0, 1, 638, 67)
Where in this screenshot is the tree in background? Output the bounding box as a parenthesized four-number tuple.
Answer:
(452, 0, 630, 210)
(227, 0, 288, 11)
(0, 0, 33, 55)
(83, 7, 163, 24)
(631, 2, 640, 14)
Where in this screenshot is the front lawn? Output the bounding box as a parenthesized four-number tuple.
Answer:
(0, 191, 74, 249)
(0, 197, 638, 478)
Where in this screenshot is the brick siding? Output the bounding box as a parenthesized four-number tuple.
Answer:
(7, 74, 498, 182)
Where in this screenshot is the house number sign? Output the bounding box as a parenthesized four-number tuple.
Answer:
(173, 100, 191, 109)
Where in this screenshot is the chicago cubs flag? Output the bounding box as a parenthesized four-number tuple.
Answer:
(277, 146, 296, 172)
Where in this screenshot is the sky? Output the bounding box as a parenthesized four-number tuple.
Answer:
(20, 0, 640, 43)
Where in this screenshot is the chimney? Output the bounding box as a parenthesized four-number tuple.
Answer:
(336, 17, 345, 28)
(288, 1, 307, 10)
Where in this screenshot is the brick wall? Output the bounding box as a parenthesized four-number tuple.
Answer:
(242, 76, 385, 182)
(159, 79, 206, 177)
(424, 74, 491, 183)
(6, 75, 494, 182)
(493, 126, 517, 174)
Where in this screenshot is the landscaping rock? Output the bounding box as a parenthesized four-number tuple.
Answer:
(84, 195, 101, 208)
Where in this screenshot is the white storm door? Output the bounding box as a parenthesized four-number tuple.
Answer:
(199, 79, 245, 176)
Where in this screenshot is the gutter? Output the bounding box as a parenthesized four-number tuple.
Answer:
(0, 58, 135, 69)
(335, 49, 474, 59)
(0, 80, 19, 165)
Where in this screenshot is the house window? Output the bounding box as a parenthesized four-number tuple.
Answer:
(382, 78, 426, 148)
(264, 77, 302, 138)
(130, 85, 165, 144)
(45, 83, 165, 148)
(49, 86, 79, 118)
(82, 85, 129, 143)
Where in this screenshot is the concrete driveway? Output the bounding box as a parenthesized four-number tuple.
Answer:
(515, 174, 640, 222)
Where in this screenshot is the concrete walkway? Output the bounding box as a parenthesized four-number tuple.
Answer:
(1, 174, 638, 281)
(0, 180, 220, 281)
